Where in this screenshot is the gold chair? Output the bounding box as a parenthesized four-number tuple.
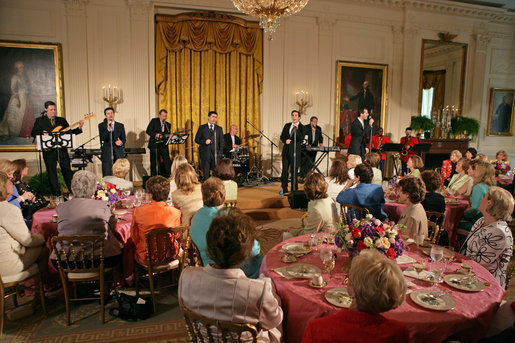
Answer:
(135, 226, 190, 312)
(426, 211, 445, 244)
(51, 235, 112, 325)
(339, 203, 369, 225)
(224, 200, 237, 208)
(0, 264, 47, 337)
(187, 240, 204, 267)
(181, 303, 258, 343)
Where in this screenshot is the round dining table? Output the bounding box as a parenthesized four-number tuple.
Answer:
(383, 198, 469, 246)
(260, 234, 505, 343)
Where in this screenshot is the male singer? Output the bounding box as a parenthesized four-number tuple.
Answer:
(146, 109, 172, 177)
(348, 108, 374, 160)
(371, 127, 390, 174)
(195, 111, 224, 179)
(223, 124, 241, 158)
(400, 127, 418, 176)
(31, 101, 84, 195)
(280, 110, 305, 195)
(301, 116, 323, 177)
(98, 107, 126, 176)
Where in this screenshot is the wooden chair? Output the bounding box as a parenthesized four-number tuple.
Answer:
(181, 303, 258, 343)
(0, 264, 46, 337)
(51, 235, 112, 325)
(339, 203, 369, 225)
(187, 240, 204, 267)
(135, 226, 190, 312)
(426, 211, 445, 244)
(224, 200, 237, 209)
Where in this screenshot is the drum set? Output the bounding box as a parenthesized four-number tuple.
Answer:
(231, 134, 267, 185)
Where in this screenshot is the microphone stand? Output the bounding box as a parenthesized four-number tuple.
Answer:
(320, 131, 338, 176)
(245, 120, 279, 180)
(73, 135, 99, 170)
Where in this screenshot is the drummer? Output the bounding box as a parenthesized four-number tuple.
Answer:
(223, 124, 242, 158)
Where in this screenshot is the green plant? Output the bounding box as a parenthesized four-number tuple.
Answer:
(450, 116, 480, 137)
(28, 169, 67, 196)
(410, 116, 435, 132)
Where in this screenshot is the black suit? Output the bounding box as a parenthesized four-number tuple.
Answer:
(280, 122, 305, 192)
(301, 125, 323, 177)
(98, 120, 126, 177)
(31, 115, 82, 195)
(223, 133, 241, 158)
(348, 118, 372, 160)
(146, 118, 172, 177)
(350, 88, 375, 113)
(195, 123, 224, 179)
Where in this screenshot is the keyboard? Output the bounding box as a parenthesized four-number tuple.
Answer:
(306, 146, 340, 152)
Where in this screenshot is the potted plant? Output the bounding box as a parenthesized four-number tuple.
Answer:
(410, 116, 435, 138)
(450, 116, 480, 138)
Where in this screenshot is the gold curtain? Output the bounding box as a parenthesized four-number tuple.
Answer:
(422, 70, 446, 113)
(155, 12, 263, 165)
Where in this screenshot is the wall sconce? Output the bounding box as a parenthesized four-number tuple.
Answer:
(295, 90, 311, 115)
(102, 84, 120, 109)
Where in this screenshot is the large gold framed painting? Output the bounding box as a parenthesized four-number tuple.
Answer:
(0, 41, 64, 151)
(335, 61, 388, 145)
(487, 88, 514, 136)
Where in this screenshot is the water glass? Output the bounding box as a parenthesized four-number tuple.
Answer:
(415, 233, 425, 246)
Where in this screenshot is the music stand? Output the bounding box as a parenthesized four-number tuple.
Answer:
(381, 143, 402, 178)
(167, 134, 189, 145)
(36, 133, 75, 151)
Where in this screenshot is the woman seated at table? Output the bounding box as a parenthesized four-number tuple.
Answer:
(458, 160, 496, 232)
(420, 170, 446, 214)
(0, 172, 48, 281)
(168, 155, 188, 199)
(285, 172, 338, 238)
(347, 154, 362, 180)
(302, 249, 408, 343)
(171, 163, 203, 225)
(491, 150, 511, 175)
(190, 177, 262, 278)
(214, 158, 238, 202)
(0, 159, 34, 209)
(365, 152, 382, 185)
(104, 158, 133, 194)
(445, 158, 472, 197)
(52, 170, 123, 268)
(397, 176, 428, 239)
(406, 155, 423, 178)
(441, 149, 462, 187)
(460, 187, 514, 288)
(325, 158, 351, 204)
(179, 212, 283, 343)
(465, 147, 477, 160)
(337, 164, 387, 221)
(131, 175, 181, 264)
(12, 159, 48, 222)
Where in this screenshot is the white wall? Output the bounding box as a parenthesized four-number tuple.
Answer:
(0, 0, 513, 179)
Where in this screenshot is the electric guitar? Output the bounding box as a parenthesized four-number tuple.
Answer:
(51, 113, 96, 133)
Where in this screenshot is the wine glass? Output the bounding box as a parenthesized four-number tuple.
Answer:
(135, 189, 143, 201)
(415, 233, 425, 247)
(429, 245, 444, 290)
(443, 246, 455, 272)
(320, 246, 335, 277)
(413, 261, 425, 284)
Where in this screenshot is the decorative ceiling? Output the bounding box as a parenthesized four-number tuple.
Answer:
(447, 0, 515, 11)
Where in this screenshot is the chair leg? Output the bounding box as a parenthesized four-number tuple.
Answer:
(148, 272, 157, 313)
(0, 285, 5, 338)
(100, 273, 105, 324)
(62, 280, 71, 326)
(37, 274, 47, 316)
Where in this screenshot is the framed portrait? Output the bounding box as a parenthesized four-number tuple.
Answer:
(0, 41, 64, 151)
(335, 61, 388, 145)
(487, 88, 514, 136)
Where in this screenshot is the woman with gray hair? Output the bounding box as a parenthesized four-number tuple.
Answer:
(51, 170, 123, 268)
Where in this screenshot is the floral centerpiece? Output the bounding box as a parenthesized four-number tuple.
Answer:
(334, 214, 406, 259)
(95, 179, 120, 205)
(490, 160, 510, 176)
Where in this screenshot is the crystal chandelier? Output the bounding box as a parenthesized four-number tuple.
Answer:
(231, 0, 310, 40)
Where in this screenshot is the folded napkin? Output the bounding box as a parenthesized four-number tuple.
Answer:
(273, 264, 320, 280)
(403, 268, 432, 281)
(396, 255, 416, 264)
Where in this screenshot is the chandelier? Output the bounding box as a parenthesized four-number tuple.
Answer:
(231, 0, 310, 40)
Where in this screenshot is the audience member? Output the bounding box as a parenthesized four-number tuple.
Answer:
(325, 158, 351, 204)
(491, 150, 511, 176)
(445, 158, 472, 197)
(460, 187, 513, 287)
(420, 170, 446, 214)
(302, 249, 409, 343)
(168, 155, 188, 198)
(365, 152, 382, 185)
(406, 155, 423, 178)
(104, 158, 133, 194)
(476, 153, 489, 163)
(347, 154, 362, 180)
(465, 147, 477, 160)
(171, 163, 203, 225)
(337, 163, 387, 221)
(397, 176, 428, 239)
(12, 159, 47, 222)
(131, 176, 181, 264)
(180, 212, 283, 342)
(0, 159, 34, 209)
(441, 150, 462, 187)
(214, 158, 238, 202)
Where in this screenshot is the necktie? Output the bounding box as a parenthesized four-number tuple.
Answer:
(161, 120, 164, 132)
(50, 117, 55, 127)
(210, 124, 214, 132)
(312, 129, 316, 144)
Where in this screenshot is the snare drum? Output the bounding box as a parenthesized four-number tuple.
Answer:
(235, 146, 249, 160)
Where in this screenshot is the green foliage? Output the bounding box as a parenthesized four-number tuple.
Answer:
(450, 116, 480, 137)
(28, 169, 67, 196)
(410, 116, 435, 131)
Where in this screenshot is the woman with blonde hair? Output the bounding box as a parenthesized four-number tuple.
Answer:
(445, 158, 472, 197)
(441, 149, 462, 186)
(347, 154, 362, 180)
(171, 163, 203, 224)
(104, 158, 133, 194)
(169, 155, 188, 198)
(460, 186, 513, 287)
(406, 155, 424, 178)
(0, 159, 34, 209)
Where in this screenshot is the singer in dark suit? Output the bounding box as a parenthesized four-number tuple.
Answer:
(194, 111, 224, 180)
(348, 108, 374, 160)
(223, 124, 241, 158)
(31, 101, 84, 195)
(146, 109, 172, 177)
(301, 116, 323, 177)
(98, 107, 126, 177)
(280, 110, 305, 194)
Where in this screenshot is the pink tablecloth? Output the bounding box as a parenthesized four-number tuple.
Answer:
(383, 199, 469, 246)
(31, 206, 136, 284)
(261, 235, 504, 343)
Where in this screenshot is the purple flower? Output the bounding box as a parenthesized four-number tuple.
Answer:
(108, 192, 119, 204)
(335, 236, 344, 248)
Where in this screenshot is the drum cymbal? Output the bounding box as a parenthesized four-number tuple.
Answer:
(247, 134, 260, 140)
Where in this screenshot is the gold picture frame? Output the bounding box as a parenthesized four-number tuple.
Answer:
(335, 61, 388, 145)
(487, 88, 514, 136)
(0, 41, 64, 151)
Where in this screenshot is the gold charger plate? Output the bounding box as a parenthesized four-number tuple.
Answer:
(283, 263, 321, 279)
(410, 290, 456, 311)
(281, 254, 297, 263)
(325, 288, 352, 308)
(308, 280, 327, 288)
(281, 242, 311, 255)
(444, 274, 485, 292)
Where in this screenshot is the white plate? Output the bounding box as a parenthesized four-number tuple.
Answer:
(113, 209, 128, 215)
(281, 242, 311, 255)
(410, 289, 456, 311)
(444, 274, 485, 292)
(283, 263, 321, 279)
(325, 288, 353, 308)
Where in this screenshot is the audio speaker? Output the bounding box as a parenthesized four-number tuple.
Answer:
(288, 190, 308, 209)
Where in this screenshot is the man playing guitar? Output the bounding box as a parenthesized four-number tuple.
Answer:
(399, 127, 418, 176)
(371, 127, 390, 175)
